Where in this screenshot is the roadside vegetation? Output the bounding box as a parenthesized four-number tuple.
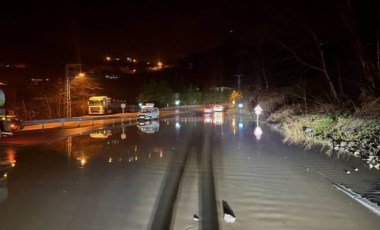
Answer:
(253, 88, 380, 169)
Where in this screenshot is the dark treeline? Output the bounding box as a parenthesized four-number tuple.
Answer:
(1, 0, 378, 119)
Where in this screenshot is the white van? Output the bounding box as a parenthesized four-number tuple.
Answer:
(137, 120, 160, 133)
(136, 103, 159, 120)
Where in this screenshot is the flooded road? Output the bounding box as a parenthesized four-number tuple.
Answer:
(1, 113, 380, 230)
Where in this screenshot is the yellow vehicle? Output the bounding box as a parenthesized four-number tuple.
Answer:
(89, 130, 112, 139)
(88, 96, 125, 115)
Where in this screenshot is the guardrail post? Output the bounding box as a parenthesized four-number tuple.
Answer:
(77, 121, 80, 127)
(61, 121, 64, 128)
(42, 123, 44, 130)
(92, 120, 94, 126)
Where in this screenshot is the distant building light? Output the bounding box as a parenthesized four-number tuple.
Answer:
(105, 75, 120, 79)
(133, 59, 137, 63)
(175, 100, 180, 105)
(238, 103, 243, 108)
(157, 61, 163, 68)
(106, 56, 111, 61)
(14, 64, 27, 69)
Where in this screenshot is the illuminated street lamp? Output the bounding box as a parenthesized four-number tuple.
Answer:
(157, 61, 163, 69)
(254, 104, 263, 125)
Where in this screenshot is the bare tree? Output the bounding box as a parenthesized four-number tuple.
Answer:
(70, 78, 103, 116)
(44, 94, 52, 119)
(259, 49, 269, 90)
(337, 0, 379, 89)
(277, 29, 339, 103)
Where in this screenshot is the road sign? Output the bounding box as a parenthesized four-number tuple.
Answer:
(121, 103, 126, 114)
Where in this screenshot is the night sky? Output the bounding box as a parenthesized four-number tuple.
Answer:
(0, 0, 378, 68)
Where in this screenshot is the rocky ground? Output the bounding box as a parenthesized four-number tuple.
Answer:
(266, 106, 380, 170)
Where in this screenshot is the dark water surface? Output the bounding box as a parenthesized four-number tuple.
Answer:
(1, 114, 379, 230)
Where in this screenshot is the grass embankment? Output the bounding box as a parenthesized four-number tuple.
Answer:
(226, 107, 253, 118)
(259, 89, 380, 169)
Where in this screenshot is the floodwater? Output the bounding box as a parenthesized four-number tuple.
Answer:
(0, 113, 380, 230)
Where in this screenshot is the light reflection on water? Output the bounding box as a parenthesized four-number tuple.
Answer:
(0, 147, 17, 203)
(0, 115, 379, 229)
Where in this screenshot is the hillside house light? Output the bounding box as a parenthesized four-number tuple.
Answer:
(238, 103, 243, 108)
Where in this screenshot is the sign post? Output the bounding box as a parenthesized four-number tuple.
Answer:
(121, 103, 126, 114)
(254, 105, 263, 125)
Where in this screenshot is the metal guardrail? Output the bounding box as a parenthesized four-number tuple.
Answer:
(160, 105, 202, 110)
(20, 105, 206, 130)
(21, 115, 136, 130)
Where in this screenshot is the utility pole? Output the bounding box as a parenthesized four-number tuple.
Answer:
(376, 14, 380, 82)
(65, 64, 82, 118)
(234, 74, 243, 92)
(377, 29, 380, 76)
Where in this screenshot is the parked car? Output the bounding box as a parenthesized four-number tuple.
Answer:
(203, 106, 213, 113)
(137, 103, 160, 120)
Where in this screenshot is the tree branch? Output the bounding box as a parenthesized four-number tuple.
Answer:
(276, 41, 324, 72)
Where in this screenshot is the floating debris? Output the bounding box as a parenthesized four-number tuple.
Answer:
(193, 214, 199, 221)
(222, 200, 236, 223)
(344, 169, 351, 174)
